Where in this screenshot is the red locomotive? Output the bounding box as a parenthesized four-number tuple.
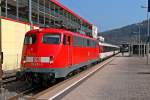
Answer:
(17, 28, 100, 84)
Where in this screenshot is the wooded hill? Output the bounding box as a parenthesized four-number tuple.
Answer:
(99, 20, 149, 45)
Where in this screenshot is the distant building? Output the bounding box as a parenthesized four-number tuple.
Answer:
(92, 25, 98, 38)
(97, 36, 105, 43)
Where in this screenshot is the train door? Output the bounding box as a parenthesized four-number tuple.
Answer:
(63, 34, 68, 66)
(67, 35, 72, 66)
(63, 34, 72, 66)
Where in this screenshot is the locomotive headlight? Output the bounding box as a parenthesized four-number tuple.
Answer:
(41, 56, 54, 64)
(41, 57, 50, 63)
(50, 56, 54, 64)
(22, 56, 26, 64)
(26, 57, 34, 62)
(22, 56, 34, 63)
(23, 60, 26, 64)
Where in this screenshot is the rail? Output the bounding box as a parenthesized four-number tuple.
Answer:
(6, 54, 118, 100)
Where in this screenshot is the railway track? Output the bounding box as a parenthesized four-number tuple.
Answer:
(1, 72, 37, 100)
(2, 73, 17, 85)
(5, 55, 117, 100)
(7, 87, 35, 100)
(29, 56, 115, 100)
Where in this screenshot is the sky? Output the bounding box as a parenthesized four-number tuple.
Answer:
(59, 0, 148, 32)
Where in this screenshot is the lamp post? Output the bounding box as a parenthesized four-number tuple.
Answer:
(29, 0, 33, 29)
(138, 24, 141, 56)
(133, 23, 142, 56)
(147, 12, 149, 64)
(0, 0, 3, 92)
(141, 5, 149, 64)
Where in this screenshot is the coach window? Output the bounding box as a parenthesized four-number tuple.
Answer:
(63, 35, 66, 45)
(43, 34, 61, 44)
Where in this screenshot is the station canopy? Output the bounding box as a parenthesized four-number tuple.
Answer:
(1, 0, 93, 37)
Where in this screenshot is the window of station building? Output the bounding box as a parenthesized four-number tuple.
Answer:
(64, 11, 68, 18)
(50, 2, 55, 15)
(71, 15, 74, 22)
(67, 12, 71, 20)
(43, 34, 61, 44)
(76, 19, 80, 25)
(6, 0, 17, 19)
(50, 18, 55, 25)
(18, 0, 29, 22)
(32, 13, 38, 24)
(31, 0, 38, 24)
(45, 17, 50, 26)
(59, 8, 63, 15)
(55, 5, 61, 15)
(63, 10, 66, 17)
(1, 0, 6, 16)
(46, 1, 50, 13)
(72, 17, 75, 23)
(45, 7, 51, 25)
(39, 14, 44, 25)
(39, 0, 44, 12)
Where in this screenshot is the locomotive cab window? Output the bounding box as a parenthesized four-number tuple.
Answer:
(24, 34, 36, 44)
(43, 34, 61, 44)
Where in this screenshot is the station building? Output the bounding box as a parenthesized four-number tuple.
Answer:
(0, 0, 98, 71)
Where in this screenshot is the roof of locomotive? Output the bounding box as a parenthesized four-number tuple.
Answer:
(26, 28, 97, 41)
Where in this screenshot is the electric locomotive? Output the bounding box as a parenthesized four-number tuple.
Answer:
(17, 28, 100, 84)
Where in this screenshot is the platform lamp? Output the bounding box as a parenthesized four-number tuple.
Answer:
(147, 0, 150, 64)
(141, 0, 150, 64)
(133, 23, 143, 57)
(29, 0, 33, 30)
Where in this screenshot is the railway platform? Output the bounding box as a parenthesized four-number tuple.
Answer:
(3, 53, 150, 100)
(62, 53, 150, 100)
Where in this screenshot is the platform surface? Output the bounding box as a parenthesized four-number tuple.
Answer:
(62, 54, 150, 100)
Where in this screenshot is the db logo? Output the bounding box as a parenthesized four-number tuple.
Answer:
(34, 57, 41, 62)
